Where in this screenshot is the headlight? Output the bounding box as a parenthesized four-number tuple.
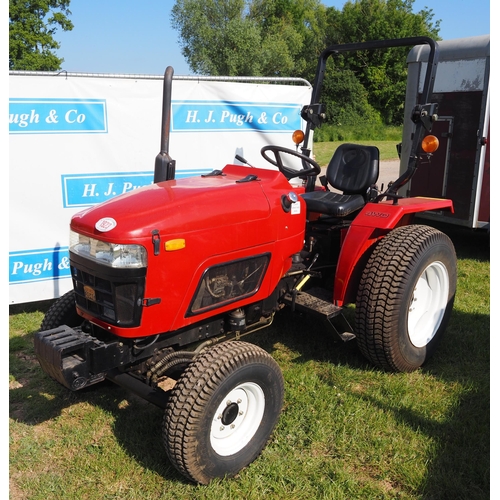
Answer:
(69, 230, 147, 268)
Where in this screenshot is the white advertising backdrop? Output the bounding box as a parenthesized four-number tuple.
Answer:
(9, 72, 312, 304)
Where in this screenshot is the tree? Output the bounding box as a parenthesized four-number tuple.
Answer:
(171, 0, 263, 76)
(248, 0, 328, 77)
(321, 66, 382, 127)
(170, 0, 441, 126)
(9, 0, 73, 71)
(170, 0, 327, 77)
(324, 0, 441, 124)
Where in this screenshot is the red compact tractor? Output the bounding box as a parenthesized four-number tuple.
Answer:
(34, 37, 457, 484)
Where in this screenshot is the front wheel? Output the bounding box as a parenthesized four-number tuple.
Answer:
(40, 289, 82, 330)
(163, 341, 284, 484)
(355, 225, 457, 372)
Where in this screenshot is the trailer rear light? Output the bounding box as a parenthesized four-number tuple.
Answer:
(421, 135, 439, 153)
(292, 129, 305, 145)
(70, 230, 147, 268)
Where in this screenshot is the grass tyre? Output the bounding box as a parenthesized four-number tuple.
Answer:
(355, 225, 457, 372)
(40, 290, 82, 330)
(163, 341, 284, 484)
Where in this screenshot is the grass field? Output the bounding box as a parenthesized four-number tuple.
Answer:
(9, 222, 490, 499)
(313, 140, 400, 167)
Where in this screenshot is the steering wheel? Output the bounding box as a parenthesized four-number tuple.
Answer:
(261, 145, 321, 179)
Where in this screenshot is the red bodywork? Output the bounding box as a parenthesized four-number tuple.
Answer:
(70, 163, 454, 339)
(71, 165, 307, 338)
(333, 196, 454, 305)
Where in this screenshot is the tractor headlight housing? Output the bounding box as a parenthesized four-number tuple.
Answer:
(69, 230, 147, 269)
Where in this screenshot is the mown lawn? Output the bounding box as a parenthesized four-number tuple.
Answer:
(313, 140, 400, 166)
(9, 221, 489, 500)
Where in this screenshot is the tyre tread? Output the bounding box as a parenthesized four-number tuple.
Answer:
(40, 290, 80, 331)
(163, 341, 284, 484)
(355, 225, 456, 372)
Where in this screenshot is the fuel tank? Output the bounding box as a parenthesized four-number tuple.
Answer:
(69, 164, 306, 337)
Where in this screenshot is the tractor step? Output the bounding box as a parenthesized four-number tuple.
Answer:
(283, 287, 342, 319)
(283, 287, 355, 342)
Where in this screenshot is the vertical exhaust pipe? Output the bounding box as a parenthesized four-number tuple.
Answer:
(154, 66, 176, 183)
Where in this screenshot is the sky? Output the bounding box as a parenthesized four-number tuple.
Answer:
(54, 0, 491, 76)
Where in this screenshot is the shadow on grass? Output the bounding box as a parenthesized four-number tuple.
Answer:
(248, 222, 490, 498)
(9, 322, 188, 484)
(417, 218, 490, 262)
(9, 306, 489, 495)
(9, 222, 489, 494)
(9, 351, 188, 484)
(259, 304, 489, 499)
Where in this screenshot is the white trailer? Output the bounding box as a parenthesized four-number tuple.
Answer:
(400, 35, 490, 229)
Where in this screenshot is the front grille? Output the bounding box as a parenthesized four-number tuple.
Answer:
(70, 253, 146, 327)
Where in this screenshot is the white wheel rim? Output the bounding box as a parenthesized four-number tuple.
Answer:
(210, 382, 265, 456)
(407, 261, 449, 348)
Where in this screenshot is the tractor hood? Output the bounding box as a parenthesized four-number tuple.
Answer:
(70, 164, 299, 252)
(69, 164, 306, 337)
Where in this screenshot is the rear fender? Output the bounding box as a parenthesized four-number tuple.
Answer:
(334, 197, 453, 305)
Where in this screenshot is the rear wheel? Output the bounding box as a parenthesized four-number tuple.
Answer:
(163, 341, 284, 484)
(355, 225, 457, 372)
(40, 290, 82, 330)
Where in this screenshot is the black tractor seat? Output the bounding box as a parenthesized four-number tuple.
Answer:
(301, 143, 380, 218)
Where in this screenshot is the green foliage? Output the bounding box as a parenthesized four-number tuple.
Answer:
(258, 16, 305, 76)
(171, 0, 442, 125)
(171, 0, 327, 76)
(9, 0, 73, 71)
(171, 0, 263, 76)
(249, 0, 328, 77)
(320, 65, 382, 127)
(313, 124, 403, 143)
(325, 0, 441, 124)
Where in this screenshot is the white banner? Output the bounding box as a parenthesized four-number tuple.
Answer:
(9, 72, 312, 304)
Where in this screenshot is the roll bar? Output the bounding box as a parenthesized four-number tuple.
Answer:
(301, 37, 440, 200)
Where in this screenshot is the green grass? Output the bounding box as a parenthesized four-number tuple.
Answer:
(9, 222, 489, 499)
(313, 141, 400, 167)
(313, 124, 403, 144)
